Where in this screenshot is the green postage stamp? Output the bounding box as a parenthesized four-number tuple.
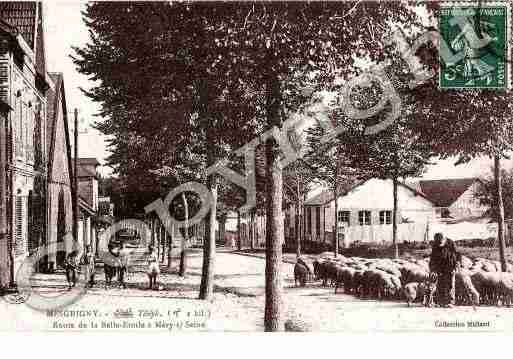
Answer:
(439, 1, 511, 89)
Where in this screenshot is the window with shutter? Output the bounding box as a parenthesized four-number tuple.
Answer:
(26, 104, 33, 163)
(0, 60, 8, 103)
(15, 195, 24, 256)
(27, 192, 38, 255)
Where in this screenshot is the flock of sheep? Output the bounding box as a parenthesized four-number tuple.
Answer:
(293, 252, 513, 307)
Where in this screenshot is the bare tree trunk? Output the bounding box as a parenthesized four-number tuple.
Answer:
(295, 200, 301, 258)
(155, 219, 161, 262)
(302, 194, 306, 250)
(160, 221, 165, 263)
(237, 210, 241, 251)
(167, 220, 173, 271)
(250, 210, 256, 250)
(333, 186, 339, 257)
(295, 172, 301, 257)
(199, 175, 217, 300)
(495, 155, 507, 272)
(264, 69, 284, 332)
(392, 176, 399, 259)
(179, 193, 188, 277)
(253, 211, 258, 249)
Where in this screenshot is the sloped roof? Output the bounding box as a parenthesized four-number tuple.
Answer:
(0, 2, 46, 76)
(77, 165, 97, 178)
(305, 179, 430, 206)
(0, 2, 37, 48)
(47, 72, 62, 155)
(305, 190, 335, 206)
(47, 72, 73, 184)
(77, 158, 101, 166)
(417, 178, 479, 207)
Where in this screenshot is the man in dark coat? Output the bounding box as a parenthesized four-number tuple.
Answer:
(429, 232, 459, 307)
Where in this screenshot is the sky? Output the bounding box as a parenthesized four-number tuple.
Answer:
(41, 1, 512, 181)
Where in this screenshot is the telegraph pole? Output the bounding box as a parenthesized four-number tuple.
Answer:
(73, 109, 79, 246)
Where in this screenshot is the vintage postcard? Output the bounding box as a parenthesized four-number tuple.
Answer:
(1, 0, 513, 333)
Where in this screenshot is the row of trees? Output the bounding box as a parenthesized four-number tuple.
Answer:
(74, 2, 513, 330)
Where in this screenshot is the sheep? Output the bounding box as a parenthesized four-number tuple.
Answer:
(294, 263, 309, 287)
(334, 267, 356, 294)
(471, 271, 500, 305)
(334, 266, 345, 294)
(352, 270, 365, 296)
(389, 275, 402, 299)
(313, 259, 323, 280)
(403, 282, 420, 306)
(460, 255, 473, 269)
(297, 256, 314, 281)
(497, 272, 513, 306)
(325, 261, 340, 286)
(312, 252, 513, 308)
(455, 270, 480, 306)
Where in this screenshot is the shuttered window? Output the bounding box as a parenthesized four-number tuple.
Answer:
(15, 94, 22, 158)
(14, 195, 25, 256)
(26, 103, 34, 163)
(0, 60, 8, 103)
(27, 192, 40, 255)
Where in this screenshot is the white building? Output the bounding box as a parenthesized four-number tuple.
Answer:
(285, 177, 488, 247)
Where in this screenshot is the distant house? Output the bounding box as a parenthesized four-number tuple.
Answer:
(46, 77, 104, 270)
(285, 177, 489, 247)
(77, 158, 100, 211)
(98, 196, 114, 217)
(76, 158, 100, 256)
(410, 178, 487, 221)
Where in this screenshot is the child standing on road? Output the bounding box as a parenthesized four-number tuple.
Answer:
(147, 245, 160, 290)
(80, 245, 96, 288)
(118, 243, 129, 289)
(65, 250, 79, 289)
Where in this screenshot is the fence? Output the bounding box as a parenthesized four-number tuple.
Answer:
(341, 220, 506, 247)
(343, 223, 428, 246)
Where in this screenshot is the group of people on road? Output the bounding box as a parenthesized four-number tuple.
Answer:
(63, 244, 161, 291)
(63, 231, 459, 304)
(63, 245, 96, 290)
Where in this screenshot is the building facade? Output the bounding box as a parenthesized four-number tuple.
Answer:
(76, 158, 100, 256)
(0, 2, 51, 287)
(285, 177, 490, 247)
(45, 72, 73, 270)
(411, 178, 488, 221)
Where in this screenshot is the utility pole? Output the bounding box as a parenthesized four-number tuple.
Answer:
(73, 109, 79, 246)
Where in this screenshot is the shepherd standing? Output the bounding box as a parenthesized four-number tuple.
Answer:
(429, 232, 459, 308)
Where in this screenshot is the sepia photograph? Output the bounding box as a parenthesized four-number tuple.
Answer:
(0, 0, 512, 334)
